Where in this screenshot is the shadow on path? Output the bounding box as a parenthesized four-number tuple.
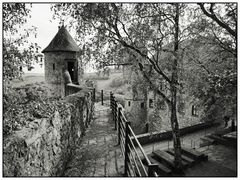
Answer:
(63, 102, 124, 177)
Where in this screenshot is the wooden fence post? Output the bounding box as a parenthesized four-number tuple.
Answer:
(117, 107, 122, 143)
(110, 92, 112, 106)
(148, 164, 158, 177)
(115, 99, 117, 128)
(112, 99, 115, 125)
(93, 88, 96, 102)
(110, 92, 112, 110)
(101, 90, 104, 105)
(124, 121, 131, 177)
(110, 92, 114, 122)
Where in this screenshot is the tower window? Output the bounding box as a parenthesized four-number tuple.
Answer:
(149, 99, 153, 108)
(53, 63, 55, 70)
(141, 102, 144, 108)
(192, 105, 198, 116)
(128, 101, 131, 107)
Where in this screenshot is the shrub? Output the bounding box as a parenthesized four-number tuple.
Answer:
(3, 83, 71, 136)
(109, 77, 125, 88)
(84, 74, 109, 81)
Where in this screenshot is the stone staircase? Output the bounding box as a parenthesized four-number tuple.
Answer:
(199, 127, 237, 148)
(141, 147, 208, 176)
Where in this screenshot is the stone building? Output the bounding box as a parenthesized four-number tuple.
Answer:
(123, 49, 203, 134)
(42, 26, 81, 97)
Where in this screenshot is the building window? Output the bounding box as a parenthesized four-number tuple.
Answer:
(128, 101, 131, 107)
(149, 99, 153, 108)
(141, 102, 144, 108)
(53, 63, 55, 70)
(192, 105, 198, 116)
(160, 82, 163, 91)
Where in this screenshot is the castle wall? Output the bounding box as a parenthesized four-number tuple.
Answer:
(124, 99, 148, 134)
(146, 93, 204, 133)
(3, 90, 94, 176)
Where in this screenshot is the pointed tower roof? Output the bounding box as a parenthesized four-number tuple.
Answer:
(42, 26, 80, 53)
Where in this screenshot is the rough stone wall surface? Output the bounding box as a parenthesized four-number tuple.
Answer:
(147, 95, 203, 133)
(124, 92, 203, 134)
(3, 90, 94, 177)
(44, 52, 76, 97)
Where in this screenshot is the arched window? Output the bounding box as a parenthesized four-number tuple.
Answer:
(149, 99, 153, 108)
(53, 63, 55, 70)
(128, 101, 131, 107)
(141, 102, 144, 108)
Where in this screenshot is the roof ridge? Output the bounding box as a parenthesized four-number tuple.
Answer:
(42, 26, 80, 53)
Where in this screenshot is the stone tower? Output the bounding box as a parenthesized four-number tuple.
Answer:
(123, 49, 149, 134)
(42, 26, 80, 97)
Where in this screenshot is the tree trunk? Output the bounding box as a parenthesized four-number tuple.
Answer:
(170, 3, 183, 173)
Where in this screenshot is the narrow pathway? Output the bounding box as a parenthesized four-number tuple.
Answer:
(63, 102, 124, 177)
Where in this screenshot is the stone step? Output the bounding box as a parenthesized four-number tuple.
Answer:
(153, 150, 188, 169)
(207, 134, 236, 147)
(200, 137, 215, 147)
(147, 154, 172, 176)
(166, 149, 195, 166)
(181, 147, 208, 161)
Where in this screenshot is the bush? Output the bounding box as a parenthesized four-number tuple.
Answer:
(3, 83, 71, 136)
(109, 77, 125, 88)
(84, 74, 109, 81)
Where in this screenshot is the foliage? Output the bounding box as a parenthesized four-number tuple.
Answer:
(84, 74, 109, 81)
(51, 3, 237, 169)
(109, 76, 126, 88)
(3, 83, 71, 136)
(181, 31, 237, 121)
(198, 70, 237, 121)
(3, 3, 30, 32)
(3, 3, 41, 82)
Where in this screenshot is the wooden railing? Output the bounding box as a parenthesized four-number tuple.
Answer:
(110, 92, 158, 177)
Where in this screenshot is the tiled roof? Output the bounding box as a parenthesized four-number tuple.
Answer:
(42, 26, 80, 53)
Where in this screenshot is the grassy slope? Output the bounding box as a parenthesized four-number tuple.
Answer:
(10, 73, 45, 87)
(10, 72, 127, 95)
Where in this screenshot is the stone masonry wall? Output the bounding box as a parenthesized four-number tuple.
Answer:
(44, 52, 76, 97)
(3, 90, 94, 177)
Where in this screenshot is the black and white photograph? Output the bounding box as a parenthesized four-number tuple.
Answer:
(2, 2, 237, 177)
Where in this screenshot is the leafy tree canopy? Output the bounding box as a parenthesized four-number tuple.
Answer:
(3, 3, 41, 82)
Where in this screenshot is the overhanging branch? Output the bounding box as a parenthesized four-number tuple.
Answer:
(198, 3, 236, 39)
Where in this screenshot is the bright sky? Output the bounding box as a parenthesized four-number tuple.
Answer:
(21, 3, 96, 73)
(26, 3, 59, 51)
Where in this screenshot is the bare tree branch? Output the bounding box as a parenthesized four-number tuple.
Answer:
(137, 62, 171, 105)
(108, 12, 173, 84)
(198, 3, 236, 38)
